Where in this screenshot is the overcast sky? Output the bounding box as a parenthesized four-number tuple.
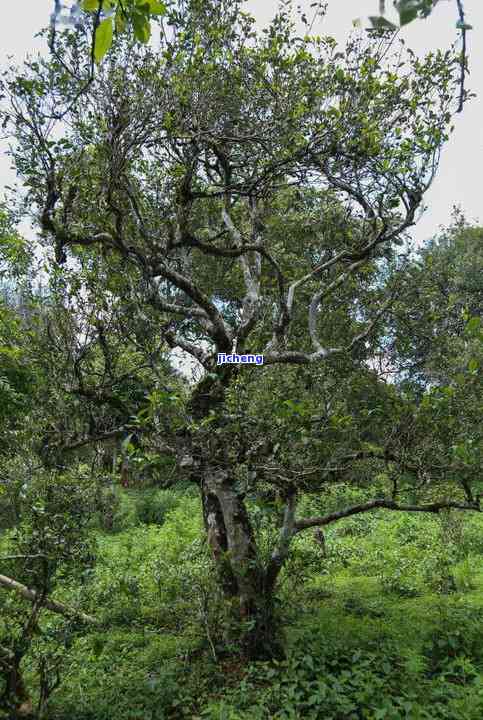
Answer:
(1, 0, 481, 247)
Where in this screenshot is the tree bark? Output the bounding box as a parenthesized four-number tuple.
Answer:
(202, 469, 283, 659)
(0, 574, 97, 625)
(0, 645, 33, 718)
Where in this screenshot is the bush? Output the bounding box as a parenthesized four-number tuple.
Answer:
(48, 651, 189, 719)
(135, 488, 180, 526)
(197, 635, 483, 720)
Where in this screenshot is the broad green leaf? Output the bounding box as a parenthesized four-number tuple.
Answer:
(468, 358, 479, 373)
(466, 316, 481, 335)
(94, 18, 114, 63)
(142, 0, 167, 14)
(82, 1, 115, 13)
(397, 0, 419, 26)
(115, 9, 127, 34)
(82, 0, 101, 10)
(133, 13, 151, 43)
(368, 16, 398, 31)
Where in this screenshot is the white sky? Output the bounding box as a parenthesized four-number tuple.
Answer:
(1, 0, 482, 247)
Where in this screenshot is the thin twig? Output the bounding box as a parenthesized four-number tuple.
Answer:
(48, 0, 104, 120)
(456, 0, 468, 113)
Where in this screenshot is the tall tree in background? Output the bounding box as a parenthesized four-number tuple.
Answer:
(3, 0, 478, 658)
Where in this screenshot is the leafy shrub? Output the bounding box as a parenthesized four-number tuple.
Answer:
(453, 556, 481, 593)
(49, 652, 189, 719)
(461, 516, 483, 555)
(5, 482, 481, 719)
(423, 603, 483, 674)
(135, 488, 180, 525)
(198, 636, 483, 720)
(95, 483, 122, 532)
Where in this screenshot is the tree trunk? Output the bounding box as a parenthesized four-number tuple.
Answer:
(202, 469, 283, 660)
(0, 648, 33, 718)
(190, 375, 286, 659)
(120, 455, 130, 488)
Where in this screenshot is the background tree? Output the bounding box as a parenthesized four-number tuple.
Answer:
(0, 469, 97, 718)
(0, 208, 41, 460)
(389, 213, 482, 387)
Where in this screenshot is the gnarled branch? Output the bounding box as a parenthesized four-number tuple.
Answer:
(294, 497, 481, 534)
(0, 574, 97, 625)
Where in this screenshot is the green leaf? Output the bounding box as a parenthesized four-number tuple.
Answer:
(397, 1, 419, 26)
(82, 0, 101, 10)
(468, 358, 479, 373)
(283, 399, 300, 413)
(143, 0, 167, 15)
(133, 13, 151, 43)
(368, 16, 398, 31)
(121, 434, 133, 452)
(456, 21, 473, 31)
(115, 9, 127, 33)
(374, 707, 388, 719)
(94, 18, 114, 63)
(82, 0, 115, 10)
(362, 442, 384, 455)
(465, 316, 481, 335)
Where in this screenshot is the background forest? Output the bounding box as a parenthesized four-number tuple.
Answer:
(0, 1, 482, 718)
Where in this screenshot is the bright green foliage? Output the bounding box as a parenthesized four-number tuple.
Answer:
(65, 1, 473, 63)
(0, 306, 39, 455)
(0, 466, 97, 716)
(93, 17, 114, 63)
(20, 487, 483, 719)
(79, 0, 167, 62)
(0, 210, 32, 281)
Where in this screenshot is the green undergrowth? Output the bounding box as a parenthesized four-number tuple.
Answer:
(26, 488, 483, 719)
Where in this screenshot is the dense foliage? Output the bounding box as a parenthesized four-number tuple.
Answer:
(2, 483, 483, 718)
